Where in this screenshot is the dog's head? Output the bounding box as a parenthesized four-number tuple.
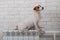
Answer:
(33, 5, 44, 12)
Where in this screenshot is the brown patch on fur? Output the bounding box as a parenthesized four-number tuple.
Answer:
(33, 6, 40, 12)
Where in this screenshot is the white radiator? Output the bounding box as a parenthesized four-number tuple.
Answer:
(2, 30, 39, 40)
(1, 30, 60, 40)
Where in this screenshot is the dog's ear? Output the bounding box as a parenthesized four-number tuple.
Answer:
(33, 7, 36, 10)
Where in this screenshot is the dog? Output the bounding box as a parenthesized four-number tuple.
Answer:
(16, 5, 44, 32)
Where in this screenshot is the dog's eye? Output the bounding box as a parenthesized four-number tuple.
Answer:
(40, 6, 41, 7)
(37, 7, 39, 8)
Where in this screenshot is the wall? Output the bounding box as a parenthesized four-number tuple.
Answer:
(44, 0, 60, 31)
(0, 0, 60, 31)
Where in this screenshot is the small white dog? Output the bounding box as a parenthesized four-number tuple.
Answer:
(16, 5, 44, 31)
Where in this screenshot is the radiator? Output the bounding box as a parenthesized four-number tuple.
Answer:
(2, 30, 40, 40)
(1, 30, 60, 40)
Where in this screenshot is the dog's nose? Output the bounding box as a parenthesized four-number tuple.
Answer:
(42, 7, 44, 10)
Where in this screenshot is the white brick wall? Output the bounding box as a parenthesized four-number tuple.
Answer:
(0, 0, 60, 31)
(44, 0, 60, 31)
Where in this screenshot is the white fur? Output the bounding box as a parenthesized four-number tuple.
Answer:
(18, 6, 43, 31)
